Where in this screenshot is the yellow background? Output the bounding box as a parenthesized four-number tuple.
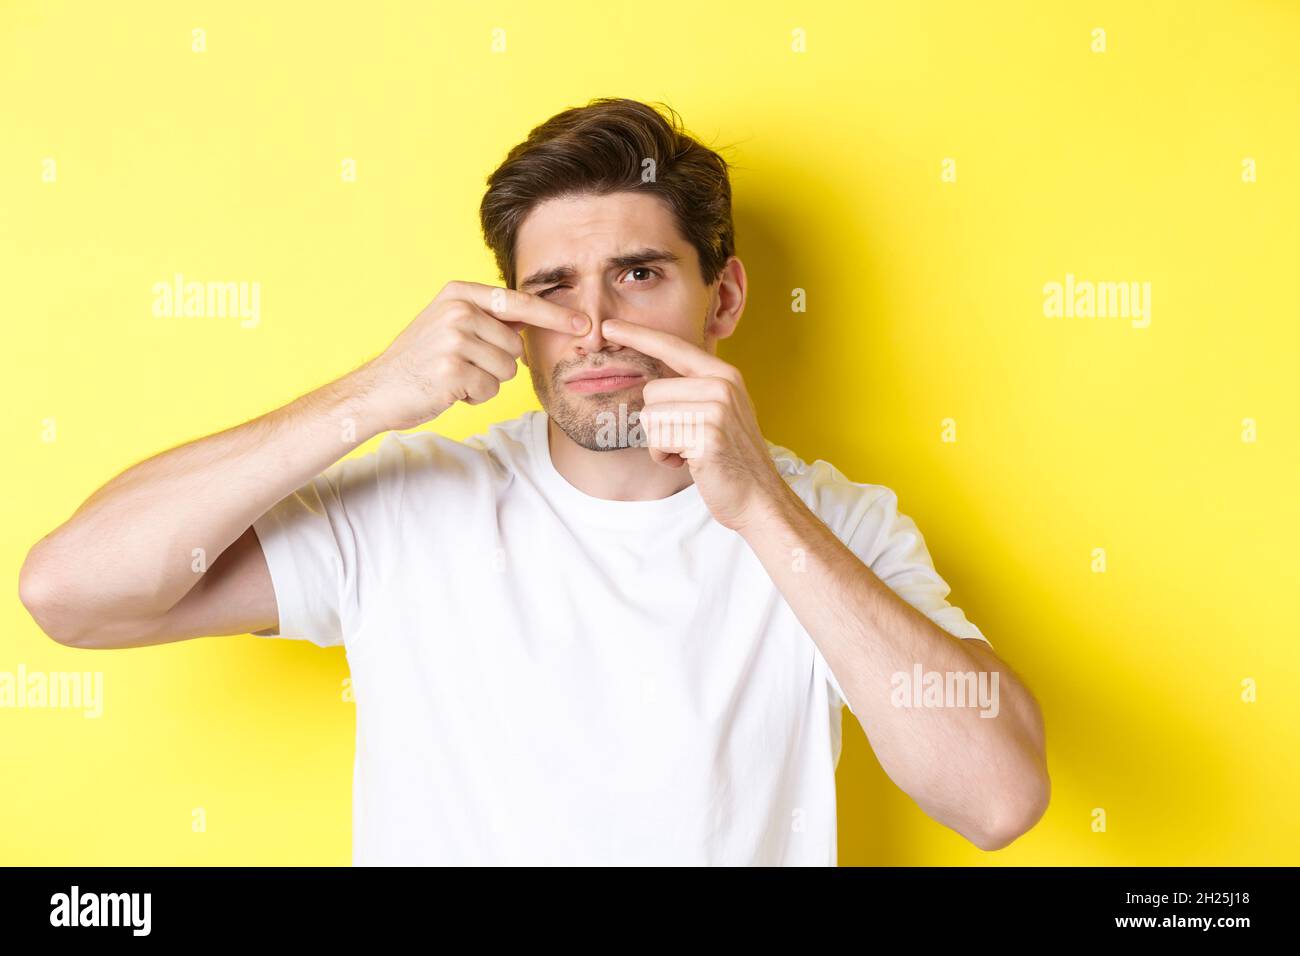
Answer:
(3, 1, 1296, 865)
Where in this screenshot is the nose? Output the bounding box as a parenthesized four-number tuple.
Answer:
(571, 287, 623, 354)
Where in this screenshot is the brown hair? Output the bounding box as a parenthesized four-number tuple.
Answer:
(479, 97, 736, 290)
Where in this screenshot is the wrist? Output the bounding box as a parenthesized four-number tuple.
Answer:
(735, 475, 803, 540)
(334, 361, 395, 442)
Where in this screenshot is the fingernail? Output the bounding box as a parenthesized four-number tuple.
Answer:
(571, 314, 589, 332)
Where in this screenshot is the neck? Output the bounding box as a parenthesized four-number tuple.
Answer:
(547, 415, 695, 501)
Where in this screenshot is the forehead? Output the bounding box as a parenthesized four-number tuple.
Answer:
(514, 191, 689, 275)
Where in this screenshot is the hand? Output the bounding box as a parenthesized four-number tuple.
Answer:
(360, 281, 591, 432)
(599, 318, 791, 533)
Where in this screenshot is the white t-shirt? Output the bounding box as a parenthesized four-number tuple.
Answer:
(251, 409, 988, 866)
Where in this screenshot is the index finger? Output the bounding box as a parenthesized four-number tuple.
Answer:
(450, 281, 591, 335)
(599, 319, 732, 378)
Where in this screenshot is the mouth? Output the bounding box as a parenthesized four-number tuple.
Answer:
(563, 368, 648, 394)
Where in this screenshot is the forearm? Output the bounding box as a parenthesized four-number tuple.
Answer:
(20, 362, 389, 637)
(738, 484, 1048, 849)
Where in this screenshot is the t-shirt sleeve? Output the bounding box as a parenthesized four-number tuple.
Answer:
(250, 438, 396, 649)
(846, 487, 989, 641)
(791, 459, 989, 712)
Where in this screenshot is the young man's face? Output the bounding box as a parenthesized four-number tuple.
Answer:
(512, 190, 737, 451)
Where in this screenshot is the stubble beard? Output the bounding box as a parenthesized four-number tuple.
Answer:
(531, 362, 661, 452)
(530, 308, 711, 452)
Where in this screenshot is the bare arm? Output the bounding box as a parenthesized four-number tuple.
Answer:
(739, 484, 1050, 851)
(593, 318, 1049, 851)
(18, 367, 389, 648)
(17, 282, 590, 649)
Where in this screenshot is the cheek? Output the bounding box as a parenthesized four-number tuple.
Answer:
(651, 306, 707, 344)
(627, 288, 702, 333)
(524, 330, 566, 373)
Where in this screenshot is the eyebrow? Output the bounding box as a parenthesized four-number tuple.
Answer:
(518, 247, 682, 291)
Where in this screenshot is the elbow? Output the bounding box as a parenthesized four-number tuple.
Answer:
(971, 764, 1051, 852)
(18, 547, 93, 647)
(972, 678, 1051, 851)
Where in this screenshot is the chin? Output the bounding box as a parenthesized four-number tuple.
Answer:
(549, 396, 648, 452)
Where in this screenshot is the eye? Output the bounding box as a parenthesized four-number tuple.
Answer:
(537, 285, 569, 299)
(621, 266, 661, 286)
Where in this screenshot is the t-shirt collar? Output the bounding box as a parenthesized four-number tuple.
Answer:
(527, 410, 710, 531)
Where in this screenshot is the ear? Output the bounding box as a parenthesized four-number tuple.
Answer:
(705, 256, 746, 344)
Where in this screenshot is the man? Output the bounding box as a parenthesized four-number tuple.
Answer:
(19, 97, 1048, 865)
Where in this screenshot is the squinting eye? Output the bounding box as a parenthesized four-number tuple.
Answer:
(538, 285, 568, 298)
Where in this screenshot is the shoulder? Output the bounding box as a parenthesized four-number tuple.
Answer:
(313, 411, 533, 518)
(766, 437, 987, 645)
(362, 409, 534, 483)
(765, 438, 898, 545)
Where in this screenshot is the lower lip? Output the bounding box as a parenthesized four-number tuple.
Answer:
(565, 375, 646, 394)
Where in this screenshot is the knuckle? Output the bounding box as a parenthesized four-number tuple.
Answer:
(431, 354, 461, 380)
(442, 302, 473, 326)
(714, 365, 741, 389)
